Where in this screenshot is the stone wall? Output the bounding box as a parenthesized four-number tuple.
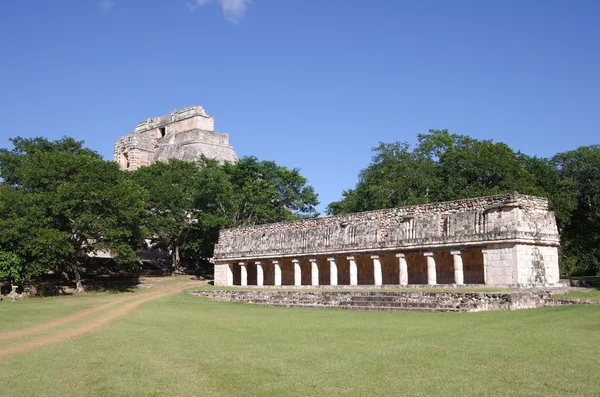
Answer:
(114, 105, 237, 170)
(483, 244, 517, 285)
(190, 289, 590, 312)
(482, 244, 560, 285)
(153, 130, 237, 164)
(214, 193, 560, 261)
(515, 244, 560, 284)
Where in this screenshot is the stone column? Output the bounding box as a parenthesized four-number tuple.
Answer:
(396, 253, 408, 286)
(372, 255, 382, 286)
(451, 250, 464, 285)
(424, 251, 436, 285)
(347, 256, 358, 286)
(255, 261, 264, 286)
(310, 259, 319, 286)
(239, 262, 247, 287)
(293, 259, 301, 286)
(226, 263, 233, 286)
(273, 260, 282, 286)
(328, 257, 338, 286)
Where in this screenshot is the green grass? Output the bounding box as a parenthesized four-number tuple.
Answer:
(555, 289, 600, 303)
(1, 291, 599, 396)
(0, 292, 131, 332)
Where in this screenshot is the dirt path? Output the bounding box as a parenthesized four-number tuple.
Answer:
(0, 291, 150, 342)
(0, 279, 201, 358)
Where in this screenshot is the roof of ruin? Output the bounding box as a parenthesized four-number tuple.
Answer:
(134, 106, 212, 133)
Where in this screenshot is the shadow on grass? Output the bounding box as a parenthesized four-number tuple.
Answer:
(570, 276, 600, 290)
(18, 274, 142, 297)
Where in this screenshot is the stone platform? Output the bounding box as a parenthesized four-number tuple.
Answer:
(190, 289, 590, 312)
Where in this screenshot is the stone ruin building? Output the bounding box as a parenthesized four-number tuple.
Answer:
(114, 106, 237, 170)
(213, 192, 561, 287)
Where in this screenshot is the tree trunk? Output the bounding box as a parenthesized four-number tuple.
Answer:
(172, 243, 181, 274)
(61, 271, 70, 281)
(74, 267, 84, 293)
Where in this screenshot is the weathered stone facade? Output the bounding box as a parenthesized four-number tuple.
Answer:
(113, 106, 237, 170)
(213, 192, 561, 287)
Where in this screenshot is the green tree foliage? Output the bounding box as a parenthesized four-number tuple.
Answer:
(132, 156, 319, 272)
(549, 146, 600, 275)
(0, 137, 146, 291)
(0, 184, 69, 286)
(132, 159, 208, 273)
(327, 130, 600, 276)
(420, 131, 544, 200)
(327, 129, 543, 214)
(0, 250, 27, 287)
(327, 142, 436, 215)
(224, 156, 319, 226)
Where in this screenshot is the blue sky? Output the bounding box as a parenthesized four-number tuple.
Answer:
(1, 0, 598, 212)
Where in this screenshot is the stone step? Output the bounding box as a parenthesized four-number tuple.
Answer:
(346, 296, 453, 302)
(190, 289, 586, 312)
(264, 303, 462, 312)
(337, 305, 462, 312)
(212, 297, 462, 309)
(339, 301, 459, 309)
(346, 298, 458, 304)
(245, 299, 460, 310)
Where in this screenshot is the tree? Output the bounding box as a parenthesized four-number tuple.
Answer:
(132, 159, 208, 273)
(185, 157, 236, 262)
(132, 156, 320, 271)
(327, 141, 437, 215)
(328, 129, 544, 215)
(0, 251, 26, 290)
(550, 145, 600, 275)
(0, 137, 146, 292)
(223, 156, 319, 226)
(424, 132, 543, 200)
(0, 184, 70, 288)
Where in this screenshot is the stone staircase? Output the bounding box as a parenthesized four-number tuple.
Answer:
(190, 290, 591, 312)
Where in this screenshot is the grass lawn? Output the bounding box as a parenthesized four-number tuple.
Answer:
(0, 292, 132, 331)
(1, 287, 599, 396)
(555, 289, 600, 303)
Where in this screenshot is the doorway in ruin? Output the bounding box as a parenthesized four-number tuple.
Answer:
(316, 258, 330, 285)
(299, 258, 312, 285)
(232, 263, 241, 286)
(119, 151, 130, 169)
(159, 127, 166, 137)
(434, 251, 454, 284)
(405, 252, 427, 284)
(336, 256, 350, 285)
(280, 258, 294, 285)
(263, 262, 275, 286)
(356, 255, 374, 285)
(247, 262, 257, 285)
(381, 254, 399, 285)
(463, 249, 485, 284)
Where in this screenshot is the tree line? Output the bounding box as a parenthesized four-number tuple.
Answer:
(0, 137, 318, 291)
(327, 129, 600, 277)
